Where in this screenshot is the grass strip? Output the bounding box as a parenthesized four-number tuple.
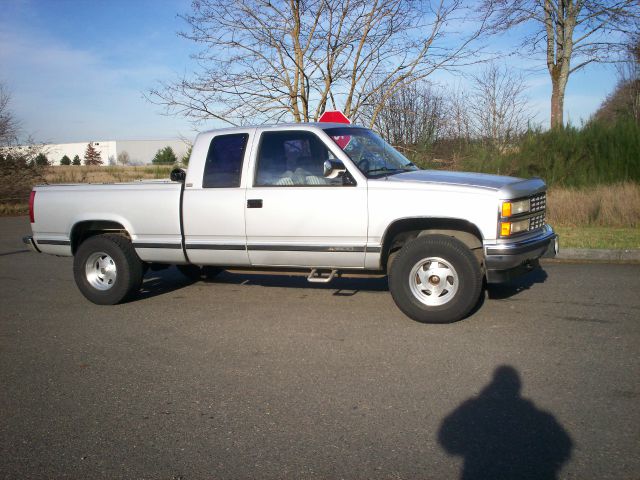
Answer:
(554, 226, 640, 249)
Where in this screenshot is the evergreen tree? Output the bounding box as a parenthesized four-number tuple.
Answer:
(34, 152, 49, 166)
(72, 154, 81, 166)
(84, 142, 103, 166)
(181, 145, 192, 166)
(152, 146, 177, 165)
(60, 155, 71, 165)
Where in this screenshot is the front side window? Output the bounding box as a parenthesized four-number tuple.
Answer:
(202, 133, 249, 188)
(255, 131, 343, 186)
(325, 127, 418, 178)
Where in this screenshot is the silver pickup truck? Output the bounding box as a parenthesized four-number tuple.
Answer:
(24, 123, 558, 323)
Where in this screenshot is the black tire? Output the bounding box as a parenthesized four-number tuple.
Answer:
(73, 234, 144, 305)
(388, 235, 482, 324)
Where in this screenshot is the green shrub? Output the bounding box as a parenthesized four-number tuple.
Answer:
(456, 116, 640, 186)
(34, 152, 50, 166)
(152, 146, 177, 165)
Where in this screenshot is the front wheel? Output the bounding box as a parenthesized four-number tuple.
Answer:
(388, 235, 482, 323)
(73, 234, 144, 305)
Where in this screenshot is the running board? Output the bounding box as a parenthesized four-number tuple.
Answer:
(307, 269, 338, 283)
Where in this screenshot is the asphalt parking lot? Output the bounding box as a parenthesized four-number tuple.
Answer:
(1, 216, 639, 479)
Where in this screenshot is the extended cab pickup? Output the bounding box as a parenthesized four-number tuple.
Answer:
(24, 123, 558, 323)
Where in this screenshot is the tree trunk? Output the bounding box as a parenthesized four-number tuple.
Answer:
(550, 79, 565, 129)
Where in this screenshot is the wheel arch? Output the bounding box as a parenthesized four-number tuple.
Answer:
(380, 217, 484, 271)
(70, 220, 131, 254)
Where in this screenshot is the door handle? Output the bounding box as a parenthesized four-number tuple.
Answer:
(247, 199, 263, 208)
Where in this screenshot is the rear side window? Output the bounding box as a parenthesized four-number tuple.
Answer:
(202, 133, 249, 188)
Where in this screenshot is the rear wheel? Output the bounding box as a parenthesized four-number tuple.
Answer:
(73, 234, 143, 305)
(388, 235, 482, 323)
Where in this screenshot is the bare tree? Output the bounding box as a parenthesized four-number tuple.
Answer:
(363, 82, 447, 146)
(617, 34, 640, 121)
(481, 0, 640, 129)
(596, 35, 640, 123)
(468, 63, 532, 148)
(442, 86, 473, 143)
(148, 0, 490, 127)
(117, 150, 130, 166)
(0, 84, 19, 146)
(0, 82, 46, 206)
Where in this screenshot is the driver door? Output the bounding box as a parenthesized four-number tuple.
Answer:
(245, 129, 368, 268)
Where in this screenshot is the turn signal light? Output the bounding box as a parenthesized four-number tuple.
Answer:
(501, 219, 530, 237)
(501, 199, 530, 217)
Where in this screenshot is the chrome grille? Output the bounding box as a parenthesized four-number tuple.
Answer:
(530, 192, 546, 213)
(499, 190, 548, 237)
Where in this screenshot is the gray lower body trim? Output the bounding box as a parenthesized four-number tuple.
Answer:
(133, 242, 182, 249)
(139, 243, 382, 253)
(248, 244, 366, 252)
(36, 239, 71, 246)
(186, 244, 246, 250)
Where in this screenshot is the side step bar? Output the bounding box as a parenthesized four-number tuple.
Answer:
(307, 269, 338, 283)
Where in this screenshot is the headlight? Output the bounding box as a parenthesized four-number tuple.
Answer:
(501, 199, 530, 217)
(500, 219, 530, 236)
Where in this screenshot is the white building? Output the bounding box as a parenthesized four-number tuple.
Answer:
(43, 139, 191, 166)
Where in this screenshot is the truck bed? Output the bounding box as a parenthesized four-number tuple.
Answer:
(31, 181, 184, 262)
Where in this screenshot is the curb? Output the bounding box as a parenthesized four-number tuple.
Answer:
(549, 248, 640, 263)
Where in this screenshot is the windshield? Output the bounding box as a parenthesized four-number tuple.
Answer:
(324, 127, 419, 178)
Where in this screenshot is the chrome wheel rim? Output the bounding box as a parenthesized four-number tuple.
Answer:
(85, 252, 117, 291)
(409, 256, 458, 306)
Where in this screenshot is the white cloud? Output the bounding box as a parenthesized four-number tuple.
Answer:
(0, 25, 197, 143)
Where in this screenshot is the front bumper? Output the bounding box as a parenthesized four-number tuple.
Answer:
(484, 225, 558, 283)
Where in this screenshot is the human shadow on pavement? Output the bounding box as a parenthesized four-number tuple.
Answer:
(486, 268, 548, 300)
(438, 365, 573, 480)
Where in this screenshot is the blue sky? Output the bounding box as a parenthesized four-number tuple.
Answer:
(1, 0, 198, 143)
(0, 0, 621, 144)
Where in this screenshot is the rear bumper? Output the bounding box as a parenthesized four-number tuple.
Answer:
(484, 225, 558, 283)
(22, 235, 41, 253)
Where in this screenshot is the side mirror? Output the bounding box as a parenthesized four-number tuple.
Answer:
(170, 168, 186, 183)
(323, 159, 346, 179)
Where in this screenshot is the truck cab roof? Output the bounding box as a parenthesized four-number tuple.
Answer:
(198, 122, 362, 136)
